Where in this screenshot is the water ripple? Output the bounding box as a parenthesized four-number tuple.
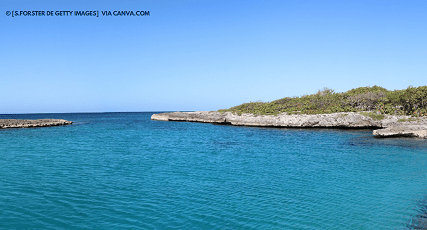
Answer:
(1, 113, 427, 229)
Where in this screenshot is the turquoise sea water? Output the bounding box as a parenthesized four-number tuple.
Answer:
(1, 112, 427, 229)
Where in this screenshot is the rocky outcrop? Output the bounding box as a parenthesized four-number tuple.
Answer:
(373, 118, 427, 138)
(151, 112, 226, 123)
(151, 111, 427, 138)
(373, 125, 427, 138)
(0, 119, 73, 129)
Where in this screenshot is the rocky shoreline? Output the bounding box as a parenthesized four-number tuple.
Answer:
(152, 111, 427, 138)
(0, 119, 73, 129)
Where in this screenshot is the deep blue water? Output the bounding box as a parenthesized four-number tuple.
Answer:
(1, 112, 427, 229)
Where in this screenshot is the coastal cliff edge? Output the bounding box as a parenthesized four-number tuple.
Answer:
(152, 111, 427, 138)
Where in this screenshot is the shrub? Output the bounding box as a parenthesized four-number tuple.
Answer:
(359, 112, 385, 121)
(219, 85, 427, 117)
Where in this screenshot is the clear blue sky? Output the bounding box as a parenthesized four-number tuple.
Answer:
(1, 0, 426, 113)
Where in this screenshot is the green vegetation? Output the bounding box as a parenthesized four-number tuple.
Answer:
(218, 85, 427, 117)
(398, 118, 418, 122)
(359, 112, 385, 121)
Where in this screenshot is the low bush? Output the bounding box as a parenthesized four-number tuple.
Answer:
(219, 85, 427, 117)
(359, 112, 385, 121)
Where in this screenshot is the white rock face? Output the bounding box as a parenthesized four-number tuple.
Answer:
(373, 125, 427, 138)
(224, 112, 379, 127)
(151, 111, 427, 138)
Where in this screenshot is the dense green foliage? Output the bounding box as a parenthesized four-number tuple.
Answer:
(219, 85, 427, 117)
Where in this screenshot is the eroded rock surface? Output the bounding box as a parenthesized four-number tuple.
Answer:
(373, 125, 427, 138)
(151, 111, 427, 138)
(0, 119, 73, 129)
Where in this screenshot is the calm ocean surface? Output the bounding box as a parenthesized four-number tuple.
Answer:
(1, 112, 427, 229)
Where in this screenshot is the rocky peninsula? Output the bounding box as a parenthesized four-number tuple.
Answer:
(151, 111, 427, 138)
(0, 119, 73, 129)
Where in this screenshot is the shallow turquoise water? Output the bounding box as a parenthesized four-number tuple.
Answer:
(1, 112, 427, 229)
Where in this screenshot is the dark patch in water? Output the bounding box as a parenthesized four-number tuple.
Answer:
(407, 198, 427, 229)
(345, 135, 427, 150)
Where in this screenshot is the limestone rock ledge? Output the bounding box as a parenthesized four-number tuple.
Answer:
(373, 125, 427, 138)
(0, 119, 73, 129)
(151, 111, 427, 138)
